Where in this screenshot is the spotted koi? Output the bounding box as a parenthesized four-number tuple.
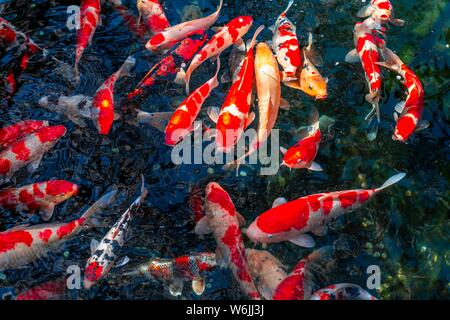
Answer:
(0, 190, 117, 271)
(246, 172, 406, 247)
(137, 0, 170, 34)
(195, 182, 261, 300)
(0, 120, 49, 149)
(0, 180, 78, 221)
(311, 283, 378, 300)
(185, 15, 254, 94)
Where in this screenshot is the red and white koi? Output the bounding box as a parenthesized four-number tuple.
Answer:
(15, 277, 66, 300)
(357, 0, 404, 26)
(272, 247, 332, 300)
(165, 58, 220, 146)
(311, 283, 378, 300)
(209, 26, 264, 153)
(125, 252, 217, 296)
(0, 190, 117, 271)
(0, 180, 78, 221)
(137, 0, 170, 34)
(185, 15, 254, 94)
(195, 182, 261, 300)
(271, 0, 301, 82)
(246, 172, 406, 247)
(84, 178, 147, 289)
(92, 55, 136, 135)
(346, 18, 385, 128)
(246, 249, 287, 300)
(0, 125, 67, 183)
(75, 0, 101, 74)
(280, 107, 322, 171)
(377, 48, 427, 142)
(0, 120, 49, 149)
(146, 0, 223, 52)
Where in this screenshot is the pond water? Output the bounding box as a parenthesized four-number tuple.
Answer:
(0, 0, 448, 300)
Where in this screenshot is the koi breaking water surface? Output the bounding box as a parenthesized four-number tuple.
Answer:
(0, 0, 448, 300)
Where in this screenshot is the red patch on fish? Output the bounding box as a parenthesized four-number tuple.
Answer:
(56, 221, 77, 239)
(11, 140, 30, 161)
(0, 230, 33, 253)
(38, 229, 53, 243)
(85, 261, 103, 281)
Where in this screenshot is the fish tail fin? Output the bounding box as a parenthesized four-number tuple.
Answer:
(376, 172, 406, 192)
(135, 110, 173, 132)
(80, 189, 118, 227)
(117, 55, 136, 78)
(247, 25, 265, 52)
(282, 0, 295, 15)
(215, 0, 224, 14)
(185, 66, 193, 95)
(308, 106, 320, 133)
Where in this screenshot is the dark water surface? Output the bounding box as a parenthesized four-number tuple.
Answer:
(0, 0, 448, 300)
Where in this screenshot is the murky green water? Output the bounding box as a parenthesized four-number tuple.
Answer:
(0, 0, 448, 300)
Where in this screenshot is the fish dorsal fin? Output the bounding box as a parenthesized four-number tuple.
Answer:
(272, 197, 287, 208)
(288, 234, 316, 248)
(246, 25, 265, 54)
(282, 0, 295, 16)
(90, 238, 100, 255)
(308, 107, 320, 132)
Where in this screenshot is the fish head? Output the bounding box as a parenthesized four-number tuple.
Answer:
(36, 125, 66, 143)
(228, 16, 253, 35)
(300, 65, 328, 100)
(215, 109, 245, 153)
(164, 111, 191, 146)
(45, 180, 78, 203)
(204, 182, 236, 219)
(83, 260, 104, 289)
(372, 1, 393, 24)
(282, 146, 308, 169)
(246, 220, 277, 244)
(393, 116, 414, 143)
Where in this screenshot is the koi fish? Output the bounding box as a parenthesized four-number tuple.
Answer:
(195, 182, 261, 300)
(0, 17, 19, 49)
(284, 33, 328, 100)
(146, 0, 223, 52)
(92, 56, 136, 135)
(222, 41, 247, 84)
(271, 0, 302, 82)
(165, 58, 220, 146)
(124, 252, 217, 296)
(0, 125, 67, 184)
(0, 180, 78, 221)
(84, 177, 147, 289)
(127, 33, 207, 101)
(15, 277, 66, 300)
(377, 48, 427, 142)
(272, 246, 332, 300)
(223, 41, 289, 170)
(357, 0, 404, 26)
(311, 283, 378, 300)
(208, 26, 265, 153)
(280, 107, 322, 171)
(0, 120, 49, 149)
(137, 0, 170, 33)
(246, 249, 287, 300)
(189, 185, 205, 224)
(0, 190, 117, 271)
(75, 0, 101, 75)
(345, 18, 385, 136)
(185, 15, 254, 94)
(246, 172, 406, 247)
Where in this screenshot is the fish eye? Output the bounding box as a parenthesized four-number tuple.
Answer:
(267, 234, 273, 239)
(309, 84, 313, 90)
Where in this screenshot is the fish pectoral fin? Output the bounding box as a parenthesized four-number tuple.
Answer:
(311, 225, 327, 237)
(233, 38, 245, 49)
(272, 197, 287, 208)
(391, 18, 405, 27)
(39, 203, 55, 221)
(279, 98, 291, 110)
(27, 155, 43, 173)
(207, 106, 220, 124)
(268, 25, 275, 33)
(174, 68, 186, 85)
(258, 285, 275, 300)
(307, 161, 323, 172)
(192, 278, 206, 295)
(90, 238, 100, 255)
(194, 216, 212, 235)
(416, 120, 429, 131)
(393, 112, 399, 122)
(280, 146, 287, 155)
(288, 234, 316, 248)
(113, 112, 121, 121)
(236, 211, 247, 227)
(356, 4, 374, 18)
(394, 101, 406, 114)
(344, 49, 359, 63)
(283, 79, 301, 90)
(115, 256, 130, 268)
(169, 279, 184, 297)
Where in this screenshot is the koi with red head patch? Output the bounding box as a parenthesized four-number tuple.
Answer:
(127, 33, 207, 101)
(146, 0, 223, 52)
(124, 252, 217, 296)
(185, 15, 254, 94)
(137, 0, 170, 33)
(357, 0, 404, 26)
(0, 120, 49, 148)
(0, 190, 117, 271)
(165, 58, 220, 146)
(195, 182, 261, 300)
(246, 172, 406, 247)
(84, 178, 147, 289)
(15, 277, 66, 300)
(210, 26, 264, 154)
(92, 56, 135, 135)
(281, 107, 322, 170)
(272, 247, 332, 300)
(0, 180, 78, 221)
(271, 0, 301, 82)
(311, 283, 378, 300)
(346, 18, 385, 136)
(377, 48, 426, 142)
(0, 125, 66, 183)
(75, 0, 101, 75)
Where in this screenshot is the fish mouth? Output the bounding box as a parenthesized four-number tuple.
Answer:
(315, 94, 328, 100)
